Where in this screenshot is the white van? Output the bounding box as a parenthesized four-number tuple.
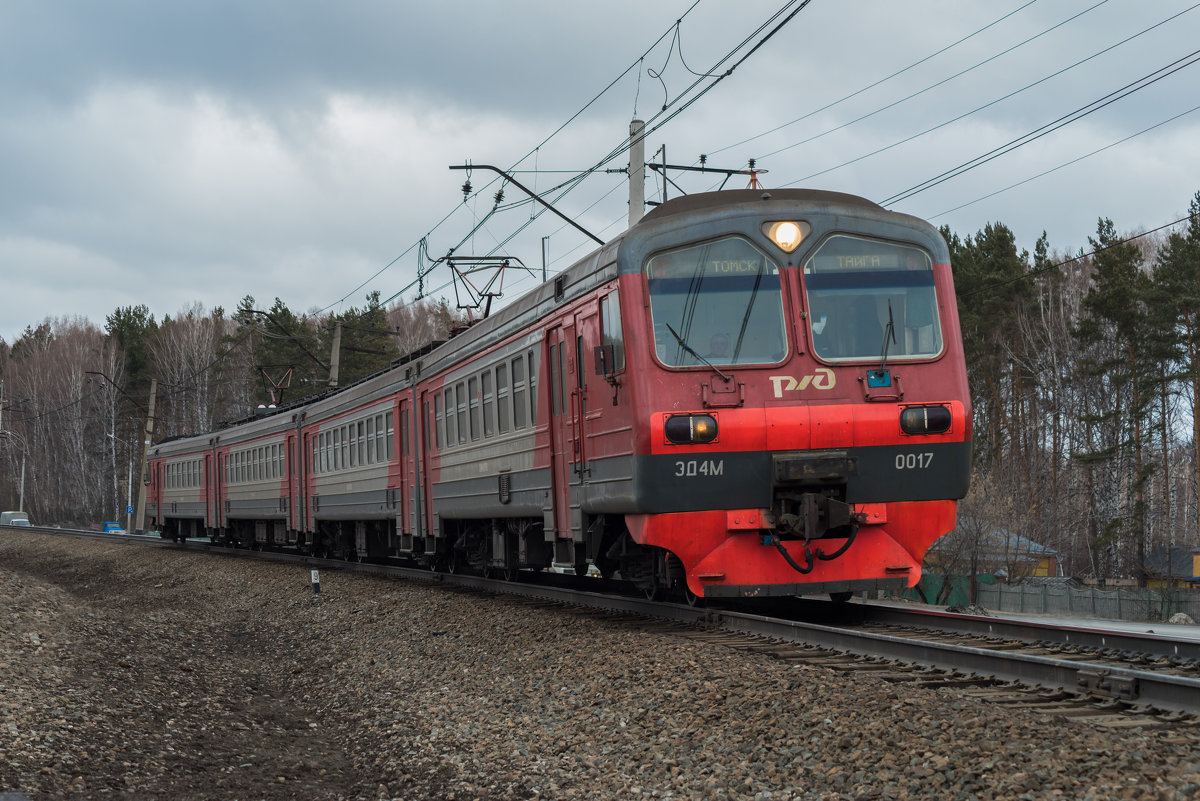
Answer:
(0, 511, 31, 526)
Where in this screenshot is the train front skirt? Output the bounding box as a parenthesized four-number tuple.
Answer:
(626, 499, 958, 599)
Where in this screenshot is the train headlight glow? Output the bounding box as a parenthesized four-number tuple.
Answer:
(664, 414, 719, 444)
(900, 405, 952, 435)
(763, 220, 810, 253)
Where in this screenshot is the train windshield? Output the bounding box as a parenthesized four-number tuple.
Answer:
(802, 235, 943, 362)
(646, 237, 787, 367)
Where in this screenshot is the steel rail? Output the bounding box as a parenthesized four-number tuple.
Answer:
(851, 602, 1200, 662)
(712, 608, 1200, 715)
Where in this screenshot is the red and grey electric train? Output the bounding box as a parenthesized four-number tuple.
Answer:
(147, 188, 971, 601)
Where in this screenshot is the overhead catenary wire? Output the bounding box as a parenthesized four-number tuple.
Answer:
(757, 0, 1112, 163)
(499, 0, 816, 238)
(319, 0, 707, 317)
(378, 0, 817, 308)
(708, 0, 1045, 158)
(879, 46, 1200, 207)
(776, 1, 1200, 189)
(928, 102, 1200, 220)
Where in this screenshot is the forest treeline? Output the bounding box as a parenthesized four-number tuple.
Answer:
(943, 191, 1200, 584)
(2, 190, 1200, 584)
(0, 292, 461, 527)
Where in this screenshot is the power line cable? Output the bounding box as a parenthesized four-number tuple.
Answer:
(759, 0, 1111, 163)
(485, 0, 816, 257)
(879, 47, 1200, 207)
(381, 0, 817, 307)
(928, 102, 1200, 219)
(321, 1, 706, 316)
(709, 0, 1043, 157)
(778, 2, 1200, 188)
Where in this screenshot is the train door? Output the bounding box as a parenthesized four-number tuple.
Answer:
(573, 305, 601, 477)
(300, 432, 312, 534)
(396, 399, 409, 536)
(286, 432, 298, 532)
(546, 322, 578, 543)
(419, 388, 437, 546)
(156, 463, 165, 525)
(214, 453, 225, 534)
(204, 453, 215, 532)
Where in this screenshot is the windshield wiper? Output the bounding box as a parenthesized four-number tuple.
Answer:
(665, 323, 731, 383)
(867, 301, 897, 387)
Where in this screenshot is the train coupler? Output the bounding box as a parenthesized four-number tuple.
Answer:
(772, 492, 859, 541)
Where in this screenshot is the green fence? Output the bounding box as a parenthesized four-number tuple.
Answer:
(900, 573, 999, 608)
(895, 574, 1200, 623)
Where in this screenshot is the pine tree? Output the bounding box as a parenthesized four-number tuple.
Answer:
(232, 296, 323, 407)
(1074, 218, 1156, 584)
(1154, 191, 1200, 545)
(321, 291, 402, 387)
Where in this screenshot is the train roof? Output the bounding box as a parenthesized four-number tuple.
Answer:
(150, 187, 943, 458)
(642, 188, 883, 223)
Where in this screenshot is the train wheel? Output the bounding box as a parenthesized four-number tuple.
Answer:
(829, 591, 853, 603)
(503, 565, 520, 582)
(683, 583, 705, 608)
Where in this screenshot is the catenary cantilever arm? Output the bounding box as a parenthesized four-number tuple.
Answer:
(450, 164, 605, 246)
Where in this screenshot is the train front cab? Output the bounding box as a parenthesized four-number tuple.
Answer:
(610, 190, 972, 601)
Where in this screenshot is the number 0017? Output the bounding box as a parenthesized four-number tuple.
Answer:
(895, 452, 934, 470)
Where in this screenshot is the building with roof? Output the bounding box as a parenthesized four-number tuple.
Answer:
(1144, 546, 1200, 590)
(927, 527, 1061, 580)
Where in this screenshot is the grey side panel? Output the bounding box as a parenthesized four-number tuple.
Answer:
(226, 498, 287, 520)
(580, 454, 638, 513)
(432, 467, 551, 520)
(312, 488, 392, 521)
(164, 502, 206, 520)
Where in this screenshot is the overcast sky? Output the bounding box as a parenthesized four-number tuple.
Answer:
(3, 0, 1199, 343)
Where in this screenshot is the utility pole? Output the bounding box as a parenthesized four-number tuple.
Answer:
(628, 119, 645, 228)
(328, 321, 343, 388)
(124, 448, 133, 533)
(134, 378, 157, 535)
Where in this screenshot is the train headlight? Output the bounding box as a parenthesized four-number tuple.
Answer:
(763, 220, 810, 253)
(900, 405, 952, 435)
(664, 414, 718, 444)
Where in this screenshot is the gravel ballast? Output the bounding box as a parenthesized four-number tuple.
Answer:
(1, 531, 1198, 800)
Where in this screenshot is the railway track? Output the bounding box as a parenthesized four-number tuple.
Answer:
(18, 525, 1200, 729)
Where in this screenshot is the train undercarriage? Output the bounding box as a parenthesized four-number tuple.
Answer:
(156, 511, 711, 603)
(155, 474, 888, 605)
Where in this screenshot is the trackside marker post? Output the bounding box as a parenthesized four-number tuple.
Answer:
(311, 569, 320, 595)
